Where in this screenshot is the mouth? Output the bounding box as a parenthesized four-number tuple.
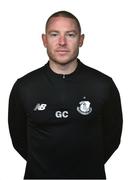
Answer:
(56, 49, 69, 52)
(56, 49, 70, 55)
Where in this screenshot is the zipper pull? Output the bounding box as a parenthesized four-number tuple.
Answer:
(63, 74, 65, 79)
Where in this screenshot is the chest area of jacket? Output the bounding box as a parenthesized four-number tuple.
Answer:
(24, 81, 105, 126)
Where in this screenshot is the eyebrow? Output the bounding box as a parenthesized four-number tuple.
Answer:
(47, 30, 78, 34)
(66, 30, 78, 34)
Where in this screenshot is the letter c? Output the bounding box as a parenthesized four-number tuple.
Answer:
(62, 111, 68, 118)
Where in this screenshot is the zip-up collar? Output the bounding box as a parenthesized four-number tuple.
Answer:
(44, 59, 82, 80)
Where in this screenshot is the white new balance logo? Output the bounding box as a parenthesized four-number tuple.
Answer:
(34, 103, 47, 111)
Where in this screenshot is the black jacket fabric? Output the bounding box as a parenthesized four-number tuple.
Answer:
(8, 59, 123, 179)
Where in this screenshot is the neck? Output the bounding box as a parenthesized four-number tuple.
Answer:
(49, 59, 78, 75)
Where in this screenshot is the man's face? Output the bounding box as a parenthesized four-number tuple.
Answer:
(42, 17, 84, 65)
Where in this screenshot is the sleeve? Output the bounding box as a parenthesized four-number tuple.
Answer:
(102, 79, 123, 164)
(8, 79, 28, 160)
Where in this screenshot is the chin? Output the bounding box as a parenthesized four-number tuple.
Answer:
(53, 58, 76, 65)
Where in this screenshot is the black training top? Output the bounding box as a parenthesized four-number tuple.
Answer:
(8, 59, 123, 179)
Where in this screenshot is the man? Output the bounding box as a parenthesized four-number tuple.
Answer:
(8, 11, 123, 179)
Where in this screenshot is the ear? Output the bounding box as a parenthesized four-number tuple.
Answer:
(79, 34, 85, 47)
(42, 34, 47, 48)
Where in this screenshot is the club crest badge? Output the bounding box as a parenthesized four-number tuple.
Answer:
(77, 97, 92, 115)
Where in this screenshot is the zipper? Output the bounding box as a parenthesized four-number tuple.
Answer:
(63, 74, 65, 79)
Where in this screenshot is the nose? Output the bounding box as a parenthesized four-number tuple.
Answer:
(58, 35, 67, 46)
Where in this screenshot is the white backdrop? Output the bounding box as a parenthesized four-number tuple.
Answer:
(0, 0, 128, 179)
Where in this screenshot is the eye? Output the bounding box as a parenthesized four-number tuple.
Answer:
(66, 33, 76, 38)
(49, 32, 58, 37)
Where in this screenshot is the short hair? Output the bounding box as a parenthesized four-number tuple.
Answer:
(45, 10, 81, 33)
